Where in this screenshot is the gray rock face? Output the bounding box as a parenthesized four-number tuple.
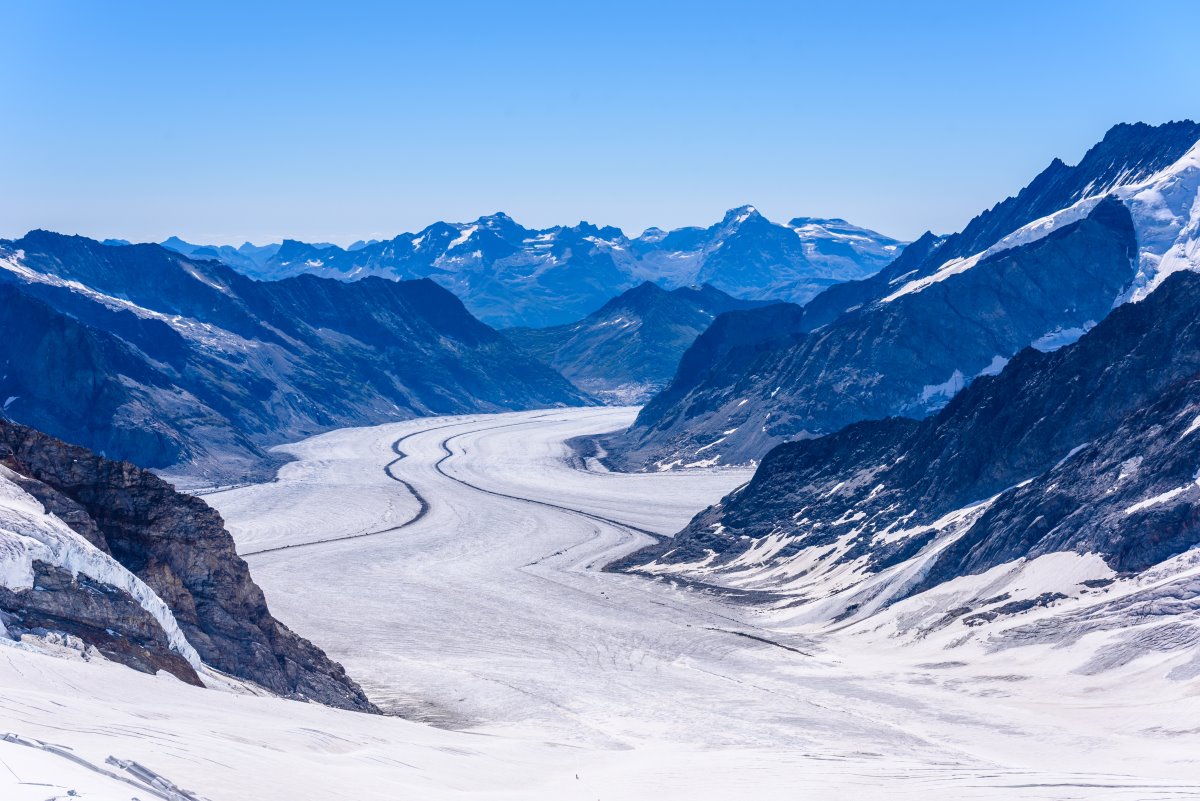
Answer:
(0, 231, 591, 482)
(504, 282, 771, 403)
(0, 560, 202, 686)
(632, 271, 1200, 610)
(0, 418, 377, 713)
(607, 121, 1200, 469)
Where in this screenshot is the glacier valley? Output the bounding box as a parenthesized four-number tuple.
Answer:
(4, 408, 1195, 800)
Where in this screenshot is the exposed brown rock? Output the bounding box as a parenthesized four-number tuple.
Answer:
(0, 418, 378, 713)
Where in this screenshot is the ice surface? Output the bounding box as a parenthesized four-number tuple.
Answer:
(4, 409, 1198, 799)
(446, 224, 477, 250)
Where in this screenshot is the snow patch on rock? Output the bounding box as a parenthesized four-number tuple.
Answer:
(0, 466, 201, 669)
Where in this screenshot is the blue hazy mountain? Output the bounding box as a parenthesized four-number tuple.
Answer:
(159, 236, 283, 274)
(165, 209, 904, 328)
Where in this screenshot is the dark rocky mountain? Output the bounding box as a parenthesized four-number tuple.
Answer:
(503, 282, 771, 403)
(0, 418, 376, 711)
(0, 231, 590, 483)
(169, 209, 904, 328)
(603, 120, 1200, 470)
(626, 269, 1200, 628)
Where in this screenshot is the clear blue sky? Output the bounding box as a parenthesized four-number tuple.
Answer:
(4, 0, 1199, 245)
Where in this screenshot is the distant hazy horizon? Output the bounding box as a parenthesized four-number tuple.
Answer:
(5, 0, 1199, 246)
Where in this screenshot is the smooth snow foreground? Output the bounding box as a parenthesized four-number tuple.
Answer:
(2, 408, 1198, 800)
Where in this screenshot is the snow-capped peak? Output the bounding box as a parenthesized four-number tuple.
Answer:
(721, 205, 761, 227)
(883, 134, 1200, 304)
(475, 212, 515, 229)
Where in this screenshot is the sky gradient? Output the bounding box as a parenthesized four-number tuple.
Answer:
(4, 0, 1200, 245)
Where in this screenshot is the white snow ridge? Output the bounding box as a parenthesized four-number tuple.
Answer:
(884, 137, 1200, 306)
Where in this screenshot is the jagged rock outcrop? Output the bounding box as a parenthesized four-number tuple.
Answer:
(0, 559, 202, 685)
(0, 418, 377, 712)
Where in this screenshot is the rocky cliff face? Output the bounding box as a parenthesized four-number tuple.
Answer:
(0, 418, 376, 712)
(0, 558, 203, 685)
(504, 282, 770, 403)
(628, 270, 1200, 630)
(606, 120, 1200, 470)
(0, 231, 591, 483)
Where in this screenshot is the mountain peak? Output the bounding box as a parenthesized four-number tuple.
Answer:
(475, 212, 517, 229)
(146, 207, 902, 326)
(624, 280, 668, 297)
(788, 216, 849, 228)
(721, 205, 762, 226)
(563, 220, 626, 240)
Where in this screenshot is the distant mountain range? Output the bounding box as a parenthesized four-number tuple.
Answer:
(159, 237, 285, 274)
(601, 120, 1200, 470)
(0, 231, 589, 483)
(156, 208, 905, 328)
(624, 268, 1200, 647)
(503, 282, 772, 403)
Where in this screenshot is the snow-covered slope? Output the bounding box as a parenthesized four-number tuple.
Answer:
(608, 120, 1200, 470)
(167, 209, 904, 328)
(5, 630, 1196, 801)
(882, 136, 1200, 304)
(628, 270, 1200, 665)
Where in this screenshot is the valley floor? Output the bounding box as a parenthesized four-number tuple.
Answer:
(2, 407, 1199, 799)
